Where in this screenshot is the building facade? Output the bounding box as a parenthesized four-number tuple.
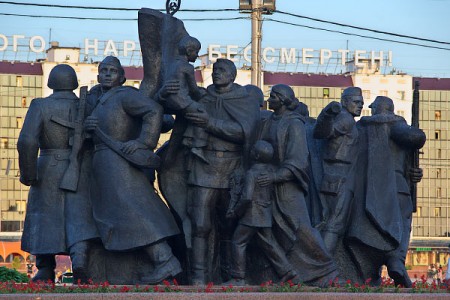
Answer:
(0, 62, 42, 242)
(409, 78, 450, 269)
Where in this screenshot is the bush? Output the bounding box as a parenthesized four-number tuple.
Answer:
(0, 267, 29, 283)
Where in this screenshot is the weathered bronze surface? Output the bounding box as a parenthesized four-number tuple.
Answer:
(17, 7, 426, 287)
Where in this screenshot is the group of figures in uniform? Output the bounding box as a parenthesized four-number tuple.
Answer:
(17, 8, 426, 287)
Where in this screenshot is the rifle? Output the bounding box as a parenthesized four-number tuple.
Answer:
(58, 86, 88, 192)
(411, 81, 420, 212)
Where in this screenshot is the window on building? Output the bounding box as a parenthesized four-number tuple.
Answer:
(434, 207, 441, 217)
(435, 130, 441, 139)
(438, 149, 442, 159)
(437, 187, 442, 198)
(437, 168, 441, 178)
(16, 117, 23, 129)
(413, 251, 428, 266)
(21, 97, 27, 108)
(416, 206, 422, 217)
(380, 90, 388, 96)
(396, 110, 405, 117)
(363, 90, 370, 99)
(65, 55, 70, 61)
(323, 88, 329, 98)
(16, 200, 26, 213)
(6, 253, 24, 263)
(397, 91, 405, 100)
(8, 203, 17, 211)
(0, 138, 8, 149)
(1, 221, 21, 232)
(435, 110, 441, 120)
(5, 159, 11, 175)
(16, 76, 23, 87)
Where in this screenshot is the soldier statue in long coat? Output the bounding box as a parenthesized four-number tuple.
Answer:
(84, 56, 182, 284)
(347, 96, 426, 287)
(18, 65, 99, 282)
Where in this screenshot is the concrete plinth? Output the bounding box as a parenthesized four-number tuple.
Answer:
(1, 293, 449, 300)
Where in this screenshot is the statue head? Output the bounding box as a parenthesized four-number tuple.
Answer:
(369, 96, 394, 115)
(269, 84, 299, 111)
(212, 59, 237, 88)
(47, 64, 78, 91)
(341, 87, 364, 117)
(295, 101, 310, 117)
(251, 140, 274, 163)
(98, 56, 126, 90)
(178, 36, 201, 63)
(245, 84, 265, 107)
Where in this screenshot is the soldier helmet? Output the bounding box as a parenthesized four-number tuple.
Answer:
(47, 64, 78, 90)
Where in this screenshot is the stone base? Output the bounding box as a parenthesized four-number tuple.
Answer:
(1, 292, 449, 300)
(86, 240, 156, 284)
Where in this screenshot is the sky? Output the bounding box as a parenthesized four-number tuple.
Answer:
(0, 0, 449, 77)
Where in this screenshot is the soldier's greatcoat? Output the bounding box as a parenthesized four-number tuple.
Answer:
(346, 114, 426, 282)
(88, 85, 180, 251)
(18, 91, 98, 255)
(260, 110, 337, 284)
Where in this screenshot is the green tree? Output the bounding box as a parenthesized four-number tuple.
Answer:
(11, 256, 21, 270)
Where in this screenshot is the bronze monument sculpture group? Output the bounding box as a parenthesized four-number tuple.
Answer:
(17, 7, 426, 288)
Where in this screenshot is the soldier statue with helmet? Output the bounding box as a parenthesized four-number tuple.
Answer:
(18, 64, 99, 283)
